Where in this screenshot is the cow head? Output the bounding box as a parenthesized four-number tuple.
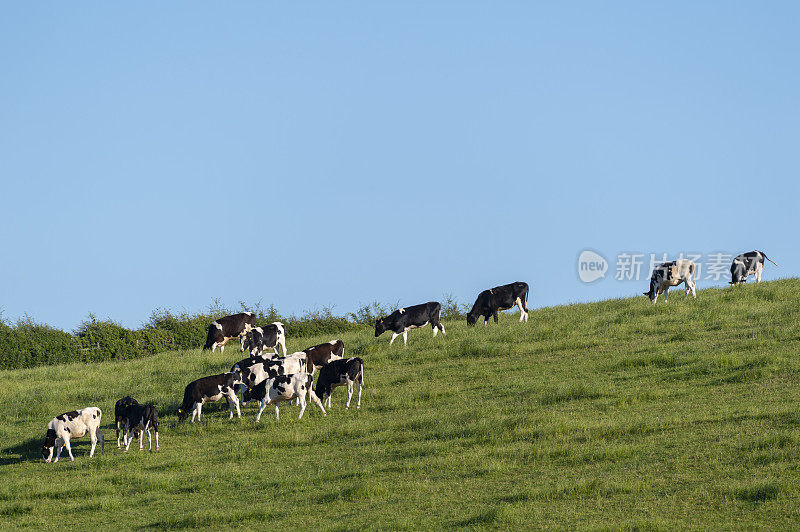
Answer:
(41, 429, 57, 463)
(643, 277, 660, 303)
(374, 319, 386, 337)
(466, 311, 478, 326)
(240, 332, 252, 353)
(177, 407, 187, 422)
(242, 386, 255, 405)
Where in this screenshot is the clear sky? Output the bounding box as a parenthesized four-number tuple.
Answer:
(2, 2, 798, 331)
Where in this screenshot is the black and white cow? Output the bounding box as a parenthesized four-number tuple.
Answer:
(231, 355, 285, 400)
(202, 312, 257, 353)
(375, 302, 445, 345)
(119, 402, 160, 453)
(302, 340, 345, 374)
(114, 396, 139, 448)
(240, 322, 286, 356)
(730, 250, 778, 285)
(178, 372, 242, 422)
(644, 259, 697, 304)
(41, 407, 104, 463)
(315, 357, 364, 410)
(242, 373, 327, 422)
(466, 282, 529, 326)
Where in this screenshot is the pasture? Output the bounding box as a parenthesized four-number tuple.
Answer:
(1, 279, 799, 529)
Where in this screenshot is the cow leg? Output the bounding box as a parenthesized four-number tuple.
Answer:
(116, 420, 122, 448)
(516, 297, 529, 322)
(64, 438, 74, 462)
(138, 427, 144, 451)
(274, 403, 280, 421)
(663, 288, 668, 303)
(297, 396, 307, 420)
(325, 392, 332, 409)
(226, 389, 241, 419)
(193, 403, 202, 423)
(493, 311, 499, 323)
(432, 323, 438, 337)
(439, 323, 446, 336)
(403, 331, 408, 345)
(55, 443, 64, 463)
(309, 389, 327, 416)
(389, 332, 400, 345)
(124, 422, 133, 451)
(255, 400, 267, 422)
(756, 262, 763, 283)
(345, 380, 354, 410)
(356, 377, 363, 409)
(89, 430, 99, 458)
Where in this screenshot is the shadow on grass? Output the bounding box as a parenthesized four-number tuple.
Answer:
(0, 436, 42, 465)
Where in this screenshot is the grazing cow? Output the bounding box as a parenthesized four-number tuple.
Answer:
(178, 372, 242, 422)
(242, 373, 327, 421)
(315, 357, 364, 410)
(202, 312, 257, 353)
(231, 355, 285, 400)
(467, 282, 529, 326)
(114, 396, 139, 448)
(730, 250, 778, 285)
(120, 403, 160, 453)
(240, 322, 287, 356)
(41, 407, 104, 463)
(375, 302, 446, 345)
(644, 259, 697, 304)
(303, 340, 345, 374)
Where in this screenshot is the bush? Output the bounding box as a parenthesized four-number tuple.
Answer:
(0, 316, 78, 369)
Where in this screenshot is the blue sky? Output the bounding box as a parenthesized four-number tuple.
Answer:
(1, 2, 798, 330)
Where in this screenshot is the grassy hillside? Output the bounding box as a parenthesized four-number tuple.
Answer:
(1, 279, 799, 529)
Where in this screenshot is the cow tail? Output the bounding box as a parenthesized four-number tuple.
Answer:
(762, 252, 778, 267)
(358, 358, 364, 387)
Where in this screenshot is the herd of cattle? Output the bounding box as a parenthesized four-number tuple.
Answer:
(40, 250, 775, 462)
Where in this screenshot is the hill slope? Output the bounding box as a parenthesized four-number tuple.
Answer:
(1, 279, 799, 529)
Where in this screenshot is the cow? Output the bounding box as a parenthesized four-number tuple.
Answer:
(231, 355, 285, 400)
(242, 373, 327, 422)
(730, 250, 778, 285)
(114, 396, 139, 448)
(178, 372, 242, 422)
(643, 259, 697, 304)
(119, 402, 160, 453)
(302, 340, 345, 374)
(315, 357, 364, 410)
(41, 407, 104, 463)
(375, 302, 446, 345)
(202, 312, 257, 353)
(467, 282, 529, 326)
(240, 322, 287, 356)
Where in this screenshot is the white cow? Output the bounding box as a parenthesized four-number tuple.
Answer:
(41, 407, 104, 463)
(643, 259, 697, 304)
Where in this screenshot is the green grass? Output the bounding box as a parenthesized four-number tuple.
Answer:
(1, 279, 799, 529)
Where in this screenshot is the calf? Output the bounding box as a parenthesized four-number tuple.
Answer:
(467, 282, 529, 326)
(41, 407, 104, 463)
(114, 396, 139, 448)
(202, 312, 257, 353)
(303, 340, 345, 374)
(375, 302, 446, 345)
(240, 322, 287, 356)
(121, 403, 160, 453)
(730, 250, 777, 285)
(242, 373, 327, 422)
(178, 372, 242, 422)
(315, 357, 364, 410)
(644, 259, 697, 304)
